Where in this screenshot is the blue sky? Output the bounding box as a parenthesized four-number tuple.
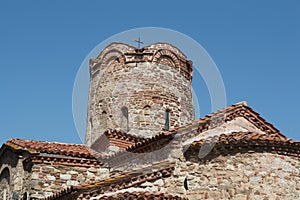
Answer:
(0, 1, 299, 145)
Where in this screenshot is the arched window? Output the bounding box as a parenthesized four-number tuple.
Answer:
(99, 111, 107, 130)
(143, 105, 151, 116)
(165, 109, 171, 131)
(0, 168, 10, 200)
(121, 106, 129, 132)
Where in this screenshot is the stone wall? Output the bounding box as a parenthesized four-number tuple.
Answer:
(136, 152, 300, 200)
(0, 148, 30, 200)
(0, 168, 10, 200)
(30, 162, 109, 199)
(86, 43, 194, 146)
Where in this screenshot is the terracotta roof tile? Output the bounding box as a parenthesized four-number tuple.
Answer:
(191, 132, 290, 145)
(91, 129, 145, 151)
(5, 139, 106, 159)
(109, 102, 285, 152)
(100, 103, 287, 168)
(169, 102, 286, 143)
(106, 131, 174, 167)
(185, 131, 300, 161)
(95, 191, 188, 200)
(88, 103, 287, 163)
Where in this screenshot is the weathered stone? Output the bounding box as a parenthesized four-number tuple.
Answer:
(46, 175, 56, 181)
(69, 170, 79, 175)
(60, 174, 71, 180)
(250, 176, 261, 182)
(153, 179, 164, 187)
(87, 171, 95, 178)
(67, 180, 79, 186)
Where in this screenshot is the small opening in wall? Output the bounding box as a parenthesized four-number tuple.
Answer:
(0, 167, 10, 200)
(184, 177, 189, 190)
(99, 111, 107, 131)
(143, 105, 151, 116)
(165, 109, 171, 131)
(121, 106, 129, 132)
(22, 192, 28, 200)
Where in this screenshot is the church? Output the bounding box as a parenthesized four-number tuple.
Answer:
(1, 42, 300, 200)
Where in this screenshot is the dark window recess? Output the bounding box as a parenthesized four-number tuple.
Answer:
(23, 192, 28, 200)
(121, 106, 129, 132)
(165, 109, 170, 130)
(143, 105, 151, 116)
(184, 177, 189, 190)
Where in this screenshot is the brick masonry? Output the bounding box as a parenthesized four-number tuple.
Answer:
(85, 43, 194, 147)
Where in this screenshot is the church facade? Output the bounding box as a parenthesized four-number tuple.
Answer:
(1, 42, 300, 200)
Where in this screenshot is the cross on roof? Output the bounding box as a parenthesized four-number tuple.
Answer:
(134, 37, 144, 49)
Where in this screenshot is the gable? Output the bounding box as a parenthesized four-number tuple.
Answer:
(183, 116, 269, 146)
(179, 102, 286, 146)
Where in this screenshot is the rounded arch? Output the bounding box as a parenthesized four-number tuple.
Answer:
(95, 42, 134, 60)
(99, 49, 125, 66)
(143, 105, 151, 116)
(152, 49, 180, 68)
(141, 99, 154, 108)
(0, 167, 10, 200)
(146, 42, 187, 59)
(0, 167, 10, 184)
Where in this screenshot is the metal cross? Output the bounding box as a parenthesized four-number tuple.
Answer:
(134, 37, 144, 49)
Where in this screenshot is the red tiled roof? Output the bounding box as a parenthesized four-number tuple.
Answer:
(3, 139, 106, 167)
(184, 131, 300, 161)
(95, 191, 188, 200)
(43, 186, 78, 200)
(191, 131, 290, 145)
(107, 131, 174, 167)
(5, 139, 103, 159)
(91, 129, 146, 151)
(105, 103, 286, 165)
(174, 102, 286, 140)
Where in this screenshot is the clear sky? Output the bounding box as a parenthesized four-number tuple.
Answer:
(0, 1, 299, 145)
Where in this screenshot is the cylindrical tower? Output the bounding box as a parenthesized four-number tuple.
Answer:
(85, 42, 194, 146)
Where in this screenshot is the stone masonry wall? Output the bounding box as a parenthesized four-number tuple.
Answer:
(136, 152, 300, 200)
(0, 149, 30, 200)
(30, 163, 109, 199)
(86, 43, 194, 146)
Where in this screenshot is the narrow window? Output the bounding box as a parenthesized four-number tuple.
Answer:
(0, 168, 10, 200)
(99, 111, 107, 131)
(143, 105, 151, 116)
(121, 106, 129, 132)
(184, 177, 189, 190)
(165, 109, 170, 130)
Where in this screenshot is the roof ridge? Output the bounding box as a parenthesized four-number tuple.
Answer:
(95, 190, 188, 200)
(171, 102, 285, 139)
(4, 138, 107, 161)
(6, 138, 86, 146)
(185, 131, 299, 162)
(106, 131, 174, 161)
